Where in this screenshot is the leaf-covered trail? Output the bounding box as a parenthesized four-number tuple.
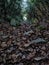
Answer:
(0, 22, 49, 65)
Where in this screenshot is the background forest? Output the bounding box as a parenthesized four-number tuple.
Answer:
(0, 0, 49, 26)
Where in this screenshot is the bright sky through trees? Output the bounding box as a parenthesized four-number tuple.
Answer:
(22, 0, 28, 21)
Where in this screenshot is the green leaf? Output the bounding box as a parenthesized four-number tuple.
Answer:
(37, 25, 46, 30)
(10, 19, 17, 26)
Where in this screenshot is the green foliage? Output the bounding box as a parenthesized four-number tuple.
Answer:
(1, 0, 49, 26)
(27, 0, 49, 23)
(10, 18, 21, 27)
(0, 0, 23, 26)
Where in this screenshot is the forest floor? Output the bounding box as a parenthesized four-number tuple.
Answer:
(0, 21, 49, 65)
